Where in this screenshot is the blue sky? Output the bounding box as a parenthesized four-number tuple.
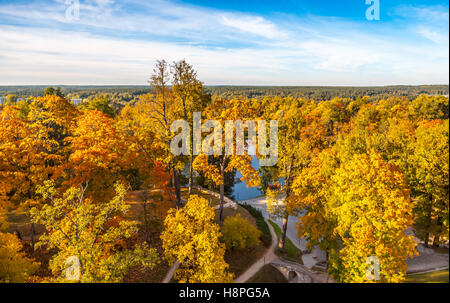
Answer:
(0, 0, 448, 85)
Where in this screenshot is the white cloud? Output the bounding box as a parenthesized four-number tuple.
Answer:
(220, 15, 288, 40)
(0, 1, 448, 85)
(418, 27, 447, 44)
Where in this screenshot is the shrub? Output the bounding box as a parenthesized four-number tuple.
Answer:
(222, 214, 261, 250)
(238, 203, 271, 246)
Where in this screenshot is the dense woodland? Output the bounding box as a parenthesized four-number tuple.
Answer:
(1, 84, 448, 107)
(0, 61, 448, 283)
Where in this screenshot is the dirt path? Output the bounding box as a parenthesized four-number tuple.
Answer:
(234, 218, 279, 283)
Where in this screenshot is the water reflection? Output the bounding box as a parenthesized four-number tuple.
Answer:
(232, 154, 262, 201)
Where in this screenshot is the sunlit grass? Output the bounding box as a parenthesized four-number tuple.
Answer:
(180, 187, 221, 206)
(269, 220, 303, 264)
(405, 269, 449, 283)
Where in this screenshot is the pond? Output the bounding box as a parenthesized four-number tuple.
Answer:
(232, 155, 263, 201)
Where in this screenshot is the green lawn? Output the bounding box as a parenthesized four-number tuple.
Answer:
(246, 264, 288, 283)
(405, 269, 449, 283)
(268, 220, 303, 264)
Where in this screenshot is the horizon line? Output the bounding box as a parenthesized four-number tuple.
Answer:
(0, 84, 449, 88)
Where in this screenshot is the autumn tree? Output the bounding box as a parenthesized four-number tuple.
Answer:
(292, 149, 339, 264)
(116, 96, 171, 192)
(171, 59, 210, 194)
(193, 98, 261, 223)
(44, 87, 64, 98)
(409, 94, 449, 121)
(145, 60, 185, 206)
(161, 195, 233, 283)
(5, 94, 17, 105)
(328, 151, 417, 283)
(0, 95, 78, 250)
(265, 97, 333, 250)
(79, 95, 116, 117)
(0, 232, 39, 283)
(62, 109, 129, 202)
(30, 181, 158, 282)
(222, 214, 261, 250)
(408, 119, 449, 247)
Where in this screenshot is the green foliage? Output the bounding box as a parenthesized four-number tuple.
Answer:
(44, 86, 64, 98)
(222, 214, 261, 250)
(5, 94, 17, 105)
(258, 167, 277, 194)
(79, 96, 117, 117)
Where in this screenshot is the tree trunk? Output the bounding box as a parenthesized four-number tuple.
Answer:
(433, 235, 440, 247)
(30, 222, 35, 252)
(188, 155, 194, 194)
(173, 169, 182, 208)
(142, 201, 151, 244)
(278, 214, 289, 251)
(278, 173, 292, 251)
(424, 233, 430, 248)
(425, 194, 433, 248)
(219, 160, 225, 224)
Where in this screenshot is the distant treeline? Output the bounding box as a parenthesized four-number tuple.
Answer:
(205, 85, 449, 100)
(1, 84, 448, 102)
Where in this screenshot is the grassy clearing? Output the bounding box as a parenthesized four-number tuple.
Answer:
(246, 264, 288, 283)
(214, 205, 256, 226)
(5, 210, 45, 240)
(225, 244, 268, 279)
(269, 220, 303, 265)
(405, 269, 449, 283)
(180, 187, 221, 206)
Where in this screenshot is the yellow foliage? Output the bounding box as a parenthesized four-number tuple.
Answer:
(222, 214, 261, 250)
(193, 154, 224, 185)
(329, 151, 417, 283)
(0, 232, 39, 282)
(161, 195, 234, 283)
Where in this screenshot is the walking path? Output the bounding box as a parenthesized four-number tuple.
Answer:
(235, 218, 279, 282)
(240, 196, 326, 269)
(240, 196, 450, 273)
(406, 243, 449, 274)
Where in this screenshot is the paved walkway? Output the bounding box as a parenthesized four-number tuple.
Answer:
(235, 218, 279, 282)
(239, 196, 450, 273)
(406, 243, 449, 274)
(240, 196, 326, 268)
